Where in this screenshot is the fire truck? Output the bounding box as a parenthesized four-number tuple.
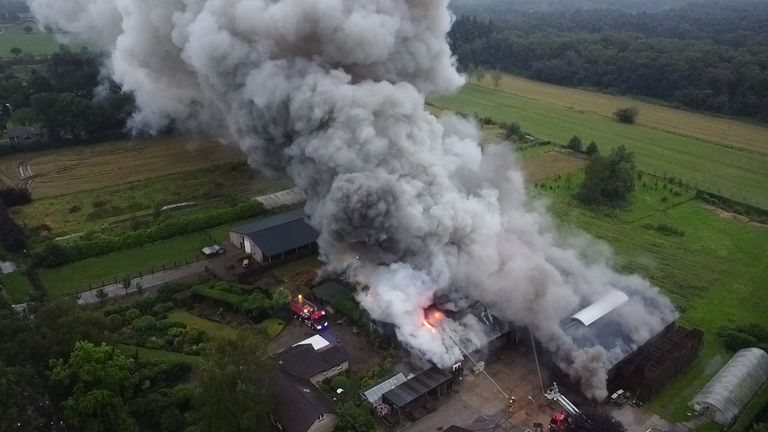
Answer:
(545, 383, 581, 431)
(290, 295, 329, 331)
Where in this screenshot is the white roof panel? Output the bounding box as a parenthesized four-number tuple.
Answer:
(570, 290, 629, 326)
(292, 334, 330, 351)
(362, 373, 407, 404)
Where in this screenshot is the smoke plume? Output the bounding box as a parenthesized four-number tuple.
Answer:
(29, 0, 677, 398)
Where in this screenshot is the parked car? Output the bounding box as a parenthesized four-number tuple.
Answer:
(201, 244, 225, 257)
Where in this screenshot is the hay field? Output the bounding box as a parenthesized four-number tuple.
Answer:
(521, 150, 586, 182)
(0, 135, 246, 198)
(472, 74, 768, 155)
(431, 85, 768, 209)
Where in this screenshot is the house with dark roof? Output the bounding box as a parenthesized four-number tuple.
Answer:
(229, 208, 319, 265)
(277, 343, 349, 385)
(6, 126, 45, 145)
(270, 370, 337, 432)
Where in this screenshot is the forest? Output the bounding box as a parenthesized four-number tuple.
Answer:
(449, 1, 768, 121)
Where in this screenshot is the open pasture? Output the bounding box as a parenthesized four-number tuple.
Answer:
(0, 135, 247, 198)
(470, 74, 768, 155)
(431, 85, 768, 209)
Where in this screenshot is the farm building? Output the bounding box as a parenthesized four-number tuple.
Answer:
(690, 348, 768, 426)
(6, 126, 45, 144)
(277, 342, 349, 385)
(229, 208, 318, 265)
(269, 370, 337, 432)
(381, 367, 458, 422)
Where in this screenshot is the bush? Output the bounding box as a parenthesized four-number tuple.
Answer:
(330, 375, 352, 393)
(106, 314, 125, 331)
(125, 308, 141, 321)
(152, 302, 175, 316)
(132, 315, 158, 336)
(332, 296, 363, 324)
(719, 329, 759, 351)
(614, 106, 639, 124)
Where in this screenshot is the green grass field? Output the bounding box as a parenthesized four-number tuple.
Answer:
(39, 229, 223, 297)
(0, 32, 60, 57)
(0, 271, 33, 304)
(432, 85, 768, 209)
(535, 171, 768, 420)
(117, 343, 203, 366)
(167, 310, 240, 340)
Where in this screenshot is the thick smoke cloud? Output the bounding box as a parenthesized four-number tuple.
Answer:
(29, 0, 677, 398)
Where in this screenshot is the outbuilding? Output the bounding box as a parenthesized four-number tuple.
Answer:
(229, 208, 318, 265)
(691, 348, 768, 426)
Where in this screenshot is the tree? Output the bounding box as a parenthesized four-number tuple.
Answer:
(505, 122, 523, 141)
(564, 410, 626, 432)
(491, 70, 502, 88)
(585, 141, 599, 157)
(752, 423, 768, 432)
(336, 403, 376, 432)
(475, 67, 486, 83)
(195, 335, 273, 432)
(23, 25, 33, 34)
(9, 47, 21, 58)
(50, 341, 138, 432)
(576, 145, 636, 206)
(613, 106, 639, 124)
(0, 364, 45, 431)
(567, 135, 583, 152)
(95, 288, 108, 304)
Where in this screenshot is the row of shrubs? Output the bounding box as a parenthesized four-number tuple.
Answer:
(718, 323, 768, 353)
(190, 281, 290, 314)
(641, 222, 686, 237)
(33, 201, 267, 267)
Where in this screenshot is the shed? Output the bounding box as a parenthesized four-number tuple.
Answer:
(361, 373, 408, 404)
(691, 348, 768, 425)
(382, 367, 454, 409)
(229, 208, 319, 265)
(6, 126, 45, 144)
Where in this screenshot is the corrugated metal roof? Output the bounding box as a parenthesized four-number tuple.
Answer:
(570, 290, 629, 326)
(362, 373, 407, 404)
(231, 208, 319, 256)
(383, 367, 452, 408)
(293, 335, 330, 351)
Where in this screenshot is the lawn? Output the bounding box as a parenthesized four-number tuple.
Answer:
(39, 229, 217, 297)
(535, 170, 768, 421)
(432, 84, 768, 209)
(469, 73, 768, 155)
(0, 270, 33, 304)
(117, 343, 203, 366)
(167, 310, 240, 340)
(256, 318, 286, 339)
(0, 32, 62, 57)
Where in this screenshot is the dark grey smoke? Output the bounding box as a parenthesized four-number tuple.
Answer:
(28, 0, 676, 398)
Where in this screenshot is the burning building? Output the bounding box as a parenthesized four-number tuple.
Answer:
(31, 0, 678, 400)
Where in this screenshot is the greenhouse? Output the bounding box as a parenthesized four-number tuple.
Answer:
(691, 348, 768, 425)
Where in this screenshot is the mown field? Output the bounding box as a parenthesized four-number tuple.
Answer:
(469, 74, 768, 155)
(432, 85, 768, 209)
(531, 169, 768, 421)
(0, 135, 247, 198)
(0, 24, 88, 57)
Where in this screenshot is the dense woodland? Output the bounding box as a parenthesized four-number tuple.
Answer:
(449, 1, 768, 121)
(0, 49, 135, 150)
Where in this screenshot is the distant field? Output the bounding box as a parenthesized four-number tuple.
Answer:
(0, 135, 247, 198)
(0, 32, 59, 57)
(12, 163, 289, 237)
(39, 228, 224, 297)
(471, 74, 768, 155)
(535, 170, 768, 421)
(432, 85, 768, 209)
(521, 150, 585, 181)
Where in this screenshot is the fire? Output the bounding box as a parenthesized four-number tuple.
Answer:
(422, 319, 437, 334)
(432, 311, 443, 321)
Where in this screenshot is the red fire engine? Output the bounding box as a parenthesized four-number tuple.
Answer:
(290, 295, 328, 331)
(545, 383, 581, 431)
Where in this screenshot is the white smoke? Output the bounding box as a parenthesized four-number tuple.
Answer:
(29, 0, 677, 398)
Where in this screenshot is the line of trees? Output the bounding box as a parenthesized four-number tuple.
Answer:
(577, 145, 636, 207)
(449, 6, 768, 122)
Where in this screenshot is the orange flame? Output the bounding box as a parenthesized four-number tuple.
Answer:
(422, 319, 437, 334)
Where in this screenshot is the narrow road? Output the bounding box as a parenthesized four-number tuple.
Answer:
(77, 260, 209, 305)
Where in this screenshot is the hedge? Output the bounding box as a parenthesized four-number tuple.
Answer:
(34, 201, 266, 267)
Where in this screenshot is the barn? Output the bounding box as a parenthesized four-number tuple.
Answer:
(229, 208, 319, 265)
